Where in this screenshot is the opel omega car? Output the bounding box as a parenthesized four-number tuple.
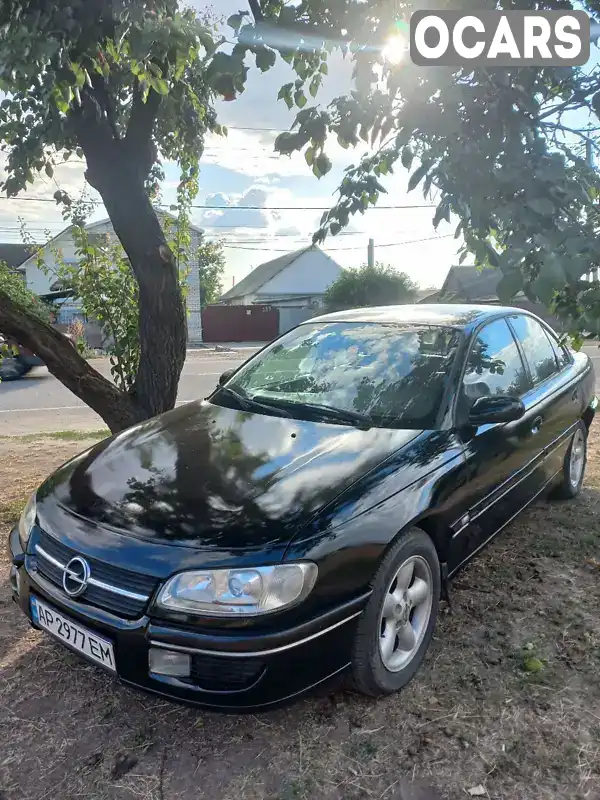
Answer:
(9, 305, 597, 711)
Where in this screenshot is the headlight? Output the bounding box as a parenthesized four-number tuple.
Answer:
(18, 492, 37, 550)
(156, 563, 318, 616)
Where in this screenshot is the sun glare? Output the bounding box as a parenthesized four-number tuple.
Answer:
(381, 34, 406, 65)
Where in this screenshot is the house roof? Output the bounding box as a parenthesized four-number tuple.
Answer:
(0, 243, 35, 270)
(439, 264, 503, 300)
(17, 208, 203, 273)
(220, 245, 331, 301)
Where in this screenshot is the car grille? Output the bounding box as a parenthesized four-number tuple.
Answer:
(190, 653, 266, 692)
(32, 528, 158, 619)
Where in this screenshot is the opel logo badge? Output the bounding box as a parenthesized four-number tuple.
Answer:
(62, 556, 91, 598)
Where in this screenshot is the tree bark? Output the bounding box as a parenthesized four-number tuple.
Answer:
(74, 102, 187, 421)
(0, 291, 145, 433)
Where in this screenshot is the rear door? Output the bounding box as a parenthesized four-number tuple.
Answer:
(506, 314, 582, 484)
(448, 316, 546, 570)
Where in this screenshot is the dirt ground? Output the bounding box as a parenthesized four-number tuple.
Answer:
(0, 430, 599, 800)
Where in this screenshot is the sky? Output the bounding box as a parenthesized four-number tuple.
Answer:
(0, 1, 597, 291)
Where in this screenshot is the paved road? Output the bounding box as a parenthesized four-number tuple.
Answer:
(0, 351, 255, 435)
(1, 346, 600, 436)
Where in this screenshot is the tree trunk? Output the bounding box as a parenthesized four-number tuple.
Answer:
(82, 141, 187, 421)
(0, 291, 145, 433)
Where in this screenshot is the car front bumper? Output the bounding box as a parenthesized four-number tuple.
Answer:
(8, 527, 366, 711)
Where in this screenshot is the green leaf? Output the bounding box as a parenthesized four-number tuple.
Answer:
(295, 90, 307, 109)
(496, 271, 523, 302)
(533, 273, 562, 305)
(313, 153, 332, 178)
(319, 62, 328, 75)
(152, 77, 169, 95)
(433, 202, 450, 228)
(255, 48, 276, 72)
(305, 146, 315, 167)
(527, 197, 555, 216)
(45, 164, 54, 178)
(309, 74, 321, 98)
(277, 82, 294, 110)
(227, 12, 247, 33)
(523, 657, 544, 673)
(407, 162, 428, 192)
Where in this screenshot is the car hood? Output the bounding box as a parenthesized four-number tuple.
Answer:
(37, 400, 421, 553)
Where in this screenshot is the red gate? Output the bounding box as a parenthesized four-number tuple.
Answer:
(201, 305, 280, 343)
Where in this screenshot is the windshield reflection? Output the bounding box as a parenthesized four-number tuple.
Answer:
(217, 322, 461, 430)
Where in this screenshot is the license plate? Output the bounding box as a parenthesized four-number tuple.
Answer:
(30, 597, 116, 673)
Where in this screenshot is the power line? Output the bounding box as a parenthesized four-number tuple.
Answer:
(223, 125, 284, 133)
(0, 196, 437, 211)
(223, 234, 455, 252)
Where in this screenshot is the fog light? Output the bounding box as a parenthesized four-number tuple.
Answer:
(148, 647, 191, 677)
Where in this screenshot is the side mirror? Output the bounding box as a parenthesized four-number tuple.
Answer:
(468, 395, 525, 425)
(218, 368, 235, 386)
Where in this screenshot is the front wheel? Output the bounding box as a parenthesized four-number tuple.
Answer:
(551, 422, 588, 501)
(351, 528, 441, 697)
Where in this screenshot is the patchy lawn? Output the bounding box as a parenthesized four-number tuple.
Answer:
(1, 431, 599, 800)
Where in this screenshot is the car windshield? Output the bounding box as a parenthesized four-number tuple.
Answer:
(216, 321, 460, 429)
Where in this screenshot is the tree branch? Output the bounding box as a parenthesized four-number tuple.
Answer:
(247, 0, 264, 22)
(0, 291, 145, 432)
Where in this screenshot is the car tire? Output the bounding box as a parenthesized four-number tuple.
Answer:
(550, 422, 588, 501)
(0, 357, 28, 381)
(350, 528, 441, 698)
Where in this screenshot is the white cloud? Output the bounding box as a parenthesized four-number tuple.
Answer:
(200, 185, 271, 231)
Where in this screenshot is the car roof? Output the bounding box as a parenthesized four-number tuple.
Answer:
(306, 304, 523, 333)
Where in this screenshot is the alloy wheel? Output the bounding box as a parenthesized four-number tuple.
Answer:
(378, 554, 433, 672)
(569, 428, 586, 489)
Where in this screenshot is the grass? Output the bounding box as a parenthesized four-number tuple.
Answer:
(0, 431, 599, 800)
(0, 428, 109, 442)
(0, 495, 27, 526)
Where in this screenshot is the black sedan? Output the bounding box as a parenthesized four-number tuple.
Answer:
(9, 305, 597, 711)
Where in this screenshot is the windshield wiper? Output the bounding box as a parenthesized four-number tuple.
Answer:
(253, 396, 372, 430)
(214, 385, 293, 418)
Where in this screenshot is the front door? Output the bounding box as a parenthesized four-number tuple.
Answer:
(448, 316, 544, 571)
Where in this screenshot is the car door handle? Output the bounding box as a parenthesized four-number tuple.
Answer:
(572, 388, 580, 402)
(531, 416, 543, 434)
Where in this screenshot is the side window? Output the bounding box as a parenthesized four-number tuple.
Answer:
(462, 319, 531, 404)
(547, 333, 572, 370)
(508, 315, 560, 384)
(556, 344, 572, 369)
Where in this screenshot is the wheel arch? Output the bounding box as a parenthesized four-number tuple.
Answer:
(376, 512, 453, 596)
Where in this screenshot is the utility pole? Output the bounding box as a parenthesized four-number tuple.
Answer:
(368, 238, 375, 268)
(586, 138, 594, 169)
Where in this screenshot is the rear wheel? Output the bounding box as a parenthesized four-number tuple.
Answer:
(351, 528, 440, 697)
(0, 357, 28, 381)
(551, 422, 588, 501)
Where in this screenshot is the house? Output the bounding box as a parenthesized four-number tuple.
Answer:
(212, 245, 343, 340)
(219, 245, 343, 308)
(422, 264, 564, 330)
(18, 211, 205, 344)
